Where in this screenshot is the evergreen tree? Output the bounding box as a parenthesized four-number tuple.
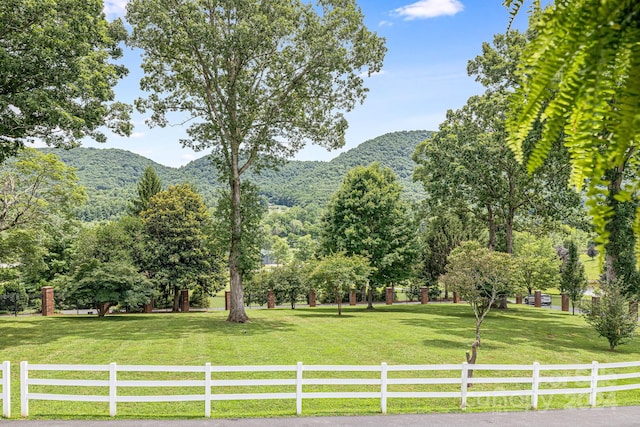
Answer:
(560, 241, 588, 315)
(130, 166, 162, 216)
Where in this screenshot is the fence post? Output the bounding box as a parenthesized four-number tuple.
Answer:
(531, 362, 540, 409)
(589, 361, 599, 407)
(380, 362, 388, 414)
(20, 361, 28, 417)
(205, 363, 211, 417)
(460, 362, 468, 409)
(296, 362, 303, 415)
(2, 361, 9, 418)
(109, 362, 117, 417)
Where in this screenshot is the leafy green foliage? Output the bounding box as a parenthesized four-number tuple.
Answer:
(308, 252, 371, 316)
(0, 276, 28, 316)
(321, 163, 418, 308)
(440, 241, 513, 343)
(513, 232, 561, 295)
(582, 280, 638, 351)
(506, 1, 640, 260)
(141, 184, 224, 311)
(0, 148, 86, 231)
(0, 0, 131, 160)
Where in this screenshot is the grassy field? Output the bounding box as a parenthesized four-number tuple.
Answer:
(1, 303, 639, 419)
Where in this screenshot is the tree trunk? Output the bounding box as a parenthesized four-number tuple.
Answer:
(97, 302, 110, 317)
(227, 172, 249, 323)
(487, 205, 496, 251)
(337, 294, 342, 316)
(465, 339, 480, 388)
(367, 285, 374, 310)
(173, 288, 180, 312)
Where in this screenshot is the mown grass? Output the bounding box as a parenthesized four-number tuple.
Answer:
(1, 303, 639, 419)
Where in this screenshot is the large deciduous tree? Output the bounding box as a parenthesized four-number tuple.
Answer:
(0, 0, 131, 161)
(413, 31, 579, 256)
(0, 148, 86, 232)
(141, 184, 224, 312)
(126, 0, 386, 322)
(320, 163, 417, 309)
(505, 1, 640, 265)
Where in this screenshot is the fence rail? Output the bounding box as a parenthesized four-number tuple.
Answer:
(15, 360, 640, 417)
(1, 361, 9, 418)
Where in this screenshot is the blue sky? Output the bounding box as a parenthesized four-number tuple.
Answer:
(84, 0, 530, 168)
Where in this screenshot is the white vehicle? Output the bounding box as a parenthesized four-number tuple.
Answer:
(524, 294, 552, 306)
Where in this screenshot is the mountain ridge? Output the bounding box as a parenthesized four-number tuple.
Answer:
(40, 130, 432, 221)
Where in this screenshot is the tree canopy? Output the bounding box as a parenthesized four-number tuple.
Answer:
(0, 0, 131, 161)
(505, 0, 640, 259)
(321, 162, 417, 308)
(126, 0, 386, 322)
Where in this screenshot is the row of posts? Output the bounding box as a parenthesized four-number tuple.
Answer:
(39, 286, 640, 318)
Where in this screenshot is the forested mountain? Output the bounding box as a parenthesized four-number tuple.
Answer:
(40, 130, 431, 221)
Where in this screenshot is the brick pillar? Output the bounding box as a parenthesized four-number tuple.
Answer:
(453, 291, 460, 304)
(515, 295, 523, 304)
(143, 298, 154, 313)
(349, 289, 356, 306)
(629, 301, 638, 320)
(309, 290, 316, 307)
(561, 293, 569, 312)
(41, 286, 54, 316)
(267, 290, 275, 309)
(180, 289, 189, 312)
(534, 290, 542, 308)
(420, 287, 428, 304)
(225, 291, 231, 311)
(385, 287, 393, 305)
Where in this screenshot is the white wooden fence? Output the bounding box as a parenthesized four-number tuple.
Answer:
(1, 361, 9, 418)
(16, 360, 640, 417)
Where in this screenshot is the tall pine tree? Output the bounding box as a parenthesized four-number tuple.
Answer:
(129, 166, 162, 216)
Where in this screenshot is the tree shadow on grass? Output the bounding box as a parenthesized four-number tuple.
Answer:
(0, 312, 296, 351)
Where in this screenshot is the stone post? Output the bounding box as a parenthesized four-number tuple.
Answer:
(561, 293, 570, 312)
(534, 290, 542, 308)
(180, 289, 189, 312)
(349, 289, 356, 306)
(41, 286, 54, 316)
(420, 287, 428, 304)
(225, 291, 230, 311)
(453, 291, 460, 304)
(515, 295, 523, 305)
(385, 287, 393, 305)
(267, 290, 275, 309)
(143, 298, 154, 313)
(309, 290, 316, 307)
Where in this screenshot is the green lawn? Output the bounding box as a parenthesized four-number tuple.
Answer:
(1, 303, 639, 419)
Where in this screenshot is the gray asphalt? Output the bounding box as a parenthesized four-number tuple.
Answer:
(2, 406, 640, 427)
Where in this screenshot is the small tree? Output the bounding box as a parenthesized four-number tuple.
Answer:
(440, 241, 512, 365)
(309, 253, 371, 316)
(513, 233, 561, 296)
(271, 263, 309, 309)
(582, 280, 637, 351)
(0, 279, 28, 316)
(560, 240, 588, 315)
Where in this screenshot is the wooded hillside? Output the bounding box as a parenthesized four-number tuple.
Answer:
(41, 130, 431, 221)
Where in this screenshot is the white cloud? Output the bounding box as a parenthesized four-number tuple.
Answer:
(103, 0, 128, 18)
(130, 132, 145, 139)
(394, 0, 464, 20)
(378, 20, 394, 27)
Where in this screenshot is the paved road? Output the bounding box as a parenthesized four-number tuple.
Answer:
(3, 406, 640, 427)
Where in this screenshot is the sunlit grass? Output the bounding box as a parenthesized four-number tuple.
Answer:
(1, 303, 638, 419)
